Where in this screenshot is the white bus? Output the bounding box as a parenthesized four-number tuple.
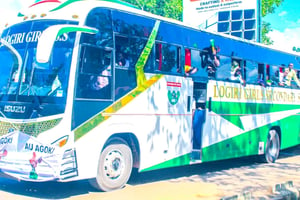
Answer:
(0, 0, 300, 191)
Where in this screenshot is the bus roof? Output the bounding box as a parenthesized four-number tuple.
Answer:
(4, 0, 300, 66)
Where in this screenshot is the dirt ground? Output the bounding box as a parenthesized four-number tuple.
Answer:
(70, 154, 300, 200)
(1, 147, 300, 200)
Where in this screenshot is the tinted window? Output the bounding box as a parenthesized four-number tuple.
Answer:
(76, 45, 112, 100)
(112, 10, 155, 38)
(216, 55, 231, 80)
(186, 49, 208, 79)
(246, 60, 259, 84)
(155, 43, 181, 74)
(82, 8, 113, 48)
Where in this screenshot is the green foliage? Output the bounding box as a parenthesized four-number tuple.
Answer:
(293, 47, 300, 52)
(261, 0, 284, 45)
(262, 21, 274, 45)
(123, 0, 182, 21)
(261, 0, 284, 17)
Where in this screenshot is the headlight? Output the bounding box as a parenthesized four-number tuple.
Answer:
(51, 135, 69, 147)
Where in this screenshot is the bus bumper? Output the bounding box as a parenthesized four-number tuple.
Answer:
(0, 131, 78, 182)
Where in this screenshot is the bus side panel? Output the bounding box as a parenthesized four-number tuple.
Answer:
(129, 75, 194, 171)
(201, 80, 300, 162)
(280, 113, 300, 149)
(73, 75, 193, 179)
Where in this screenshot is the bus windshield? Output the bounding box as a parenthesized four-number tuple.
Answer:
(0, 20, 76, 102)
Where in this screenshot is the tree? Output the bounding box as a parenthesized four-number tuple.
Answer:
(261, 0, 284, 45)
(261, 0, 283, 17)
(123, 0, 182, 21)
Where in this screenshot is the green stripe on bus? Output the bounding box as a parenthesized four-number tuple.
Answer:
(210, 101, 300, 130)
(136, 21, 160, 88)
(57, 26, 98, 37)
(140, 153, 191, 172)
(139, 109, 300, 171)
(201, 113, 300, 162)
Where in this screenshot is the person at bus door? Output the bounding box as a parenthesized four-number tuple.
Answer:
(230, 61, 246, 86)
(285, 63, 300, 87)
(116, 52, 129, 68)
(192, 102, 205, 150)
(201, 39, 220, 78)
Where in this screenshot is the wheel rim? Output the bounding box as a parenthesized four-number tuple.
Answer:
(103, 150, 125, 179)
(266, 130, 279, 162)
(269, 130, 279, 156)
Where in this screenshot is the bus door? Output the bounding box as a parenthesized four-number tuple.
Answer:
(192, 82, 207, 159)
(73, 45, 114, 128)
(185, 48, 208, 160)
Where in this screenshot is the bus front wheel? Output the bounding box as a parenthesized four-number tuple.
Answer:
(264, 129, 280, 163)
(90, 139, 133, 191)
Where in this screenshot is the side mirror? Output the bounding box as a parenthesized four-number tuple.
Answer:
(36, 25, 98, 63)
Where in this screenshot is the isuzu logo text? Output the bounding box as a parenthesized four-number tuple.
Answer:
(4, 105, 26, 113)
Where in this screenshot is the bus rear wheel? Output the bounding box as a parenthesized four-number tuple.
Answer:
(263, 129, 280, 163)
(90, 139, 133, 191)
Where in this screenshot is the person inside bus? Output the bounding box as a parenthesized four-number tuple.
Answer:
(265, 64, 272, 86)
(257, 63, 266, 87)
(82, 67, 111, 99)
(285, 62, 300, 87)
(276, 64, 287, 86)
(201, 42, 220, 78)
(116, 52, 130, 68)
(230, 60, 246, 86)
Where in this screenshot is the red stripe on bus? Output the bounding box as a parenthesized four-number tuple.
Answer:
(29, 0, 61, 8)
(167, 82, 182, 87)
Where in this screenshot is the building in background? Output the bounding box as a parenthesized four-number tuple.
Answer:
(183, 0, 261, 42)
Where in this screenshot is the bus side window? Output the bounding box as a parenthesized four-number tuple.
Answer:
(257, 63, 265, 86)
(229, 59, 246, 85)
(245, 60, 259, 84)
(185, 48, 199, 76)
(155, 43, 163, 71)
(76, 46, 112, 99)
(83, 8, 113, 48)
(214, 55, 231, 80)
(115, 36, 142, 99)
(155, 42, 181, 74)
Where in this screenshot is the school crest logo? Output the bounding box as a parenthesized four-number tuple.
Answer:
(168, 90, 180, 105)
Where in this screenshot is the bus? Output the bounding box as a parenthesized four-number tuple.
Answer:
(0, 0, 300, 192)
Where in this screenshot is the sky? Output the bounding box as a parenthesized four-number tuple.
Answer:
(0, 1, 34, 28)
(263, 0, 300, 53)
(0, 0, 299, 53)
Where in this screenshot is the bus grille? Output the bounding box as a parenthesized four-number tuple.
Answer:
(0, 118, 62, 137)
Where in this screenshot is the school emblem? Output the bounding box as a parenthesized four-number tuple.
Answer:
(168, 90, 180, 105)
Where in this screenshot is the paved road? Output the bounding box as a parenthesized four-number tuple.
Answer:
(1, 145, 300, 200)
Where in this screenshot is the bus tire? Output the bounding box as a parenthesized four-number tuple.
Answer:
(90, 139, 133, 191)
(263, 129, 280, 163)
